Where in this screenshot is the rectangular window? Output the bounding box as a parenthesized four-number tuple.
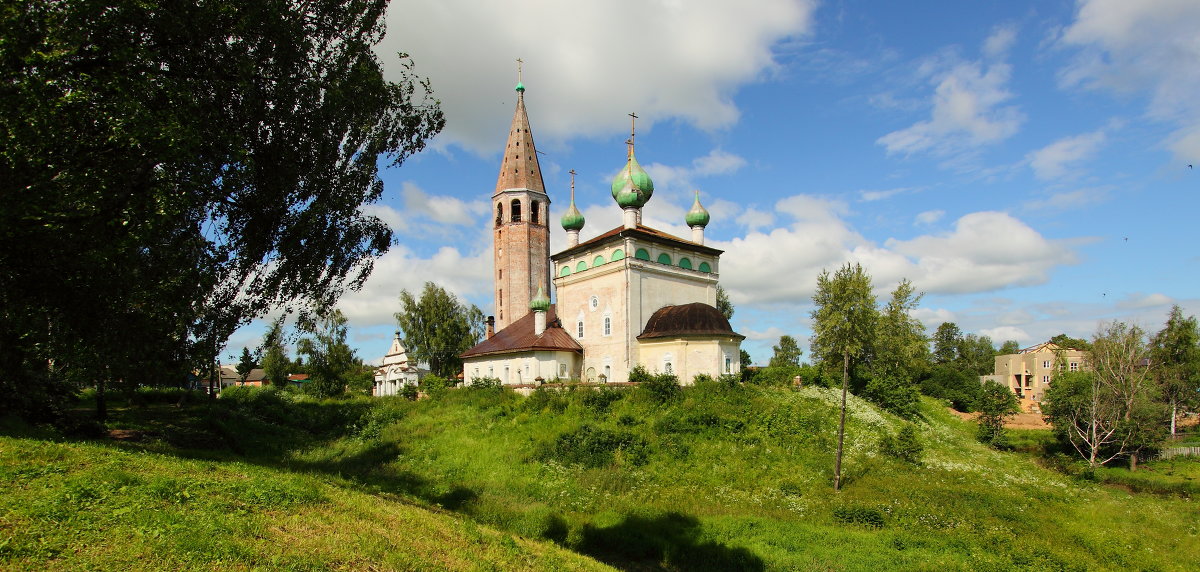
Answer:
(558, 363, 567, 378)
(1042, 375, 1050, 384)
(1070, 362, 1078, 371)
(725, 357, 732, 374)
(603, 316, 611, 336)
(1043, 360, 1051, 369)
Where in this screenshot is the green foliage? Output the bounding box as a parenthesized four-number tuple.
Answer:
(0, 0, 444, 422)
(420, 374, 451, 397)
(749, 364, 803, 387)
(580, 389, 624, 413)
(627, 364, 653, 383)
(297, 309, 357, 398)
(1050, 333, 1091, 352)
(810, 263, 877, 373)
(863, 374, 921, 419)
(1151, 305, 1200, 433)
(880, 424, 923, 464)
(259, 318, 290, 389)
(920, 364, 982, 412)
(871, 279, 927, 383)
(715, 284, 734, 320)
(768, 335, 803, 368)
(637, 372, 681, 404)
(236, 347, 257, 384)
(999, 340, 1021, 355)
(976, 382, 1019, 448)
(537, 425, 650, 468)
(399, 384, 419, 401)
(394, 282, 484, 378)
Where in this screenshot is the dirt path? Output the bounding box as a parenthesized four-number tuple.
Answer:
(948, 409, 1049, 430)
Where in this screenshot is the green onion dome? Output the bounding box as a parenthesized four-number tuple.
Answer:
(685, 191, 710, 227)
(515, 82, 525, 93)
(529, 286, 550, 312)
(610, 152, 654, 209)
(561, 197, 585, 231)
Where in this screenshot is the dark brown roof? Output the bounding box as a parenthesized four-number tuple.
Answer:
(461, 305, 583, 358)
(552, 224, 723, 260)
(637, 303, 744, 340)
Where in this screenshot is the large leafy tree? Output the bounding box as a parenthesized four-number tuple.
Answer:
(395, 283, 485, 379)
(865, 279, 927, 418)
(811, 262, 877, 491)
(932, 322, 963, 365)
(259, 318, 290, 390)
(768, 335, 803, 368)
(1044, 321, 1166, 470)
(0, 1, 443, 420)
(297, 309, 357, 399)
(1150, 305, 1200, 436)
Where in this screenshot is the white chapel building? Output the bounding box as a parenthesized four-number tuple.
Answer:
(460, 80, 743, 386)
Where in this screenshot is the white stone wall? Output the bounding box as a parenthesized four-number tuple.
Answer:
(464, 350, 581, 386)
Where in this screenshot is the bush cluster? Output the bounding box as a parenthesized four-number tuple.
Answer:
(537, 424, 650, 468)
(880, 424, 923, 464)
(832, 505, 886, 529)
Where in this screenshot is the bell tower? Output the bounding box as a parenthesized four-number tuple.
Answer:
(492, 64, 550, 330)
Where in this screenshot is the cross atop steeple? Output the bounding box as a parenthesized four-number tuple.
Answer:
(627, 112, 639, 156)
(516, 58, 523, 83)
(569, 169, 576, 200)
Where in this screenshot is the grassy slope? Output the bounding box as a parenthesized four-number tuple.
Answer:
(3, 385, 1198, 571)
(0, 433, 612, 571)
(325, 384, 1200, 571)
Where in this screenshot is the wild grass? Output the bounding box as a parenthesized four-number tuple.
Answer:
(5, 384, 1199, 570)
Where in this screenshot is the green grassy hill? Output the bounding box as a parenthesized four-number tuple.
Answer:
(3, 383, 1198, 570)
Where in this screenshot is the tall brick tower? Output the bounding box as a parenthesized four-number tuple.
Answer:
(492, 77, 550, 330)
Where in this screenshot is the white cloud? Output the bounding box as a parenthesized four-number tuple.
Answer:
(401, 183, 488, 225)
(713, 200, 1081, 306)
(885, 211, 1078, 294)
(858, 187, 913, 202)
(736, 207, 776, 231)
(979, 325, 1030, 344)
(1021, 187, 1113, 211)
(381, 0, 817, 155)
(878, 27, 1025, 159)
(335, 245, 492, 327)
(644, 149, 748, 191)
(1027, 130, 1107, 180)
(914, 210, 944, 225)
(911, 307, 956, 329)
(1117, 292, 1174, 310)
(1058, 0, 1200, 162)
(983, 24, 1018, 60)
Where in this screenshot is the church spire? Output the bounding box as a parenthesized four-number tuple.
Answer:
(494, 60, 545, 196)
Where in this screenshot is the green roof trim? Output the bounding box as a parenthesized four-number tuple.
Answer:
(634, 248, 650, 261)
(679, 257, 693, 270)
(698, 261, 712, 272)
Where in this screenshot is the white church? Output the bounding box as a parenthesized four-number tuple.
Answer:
(459, 79, 743, 386)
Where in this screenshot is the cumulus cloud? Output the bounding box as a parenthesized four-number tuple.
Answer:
(644, 149, 748, 191)
(1058, 0, 1200, 162)
(979, 325, 1030, 344)
(885, 212, 1078, 294)
(877, 27, 1025, 159)
(1026, 130, 1107, 180)
(335, 245, 492, 327)
(712, 199, 1081, 307)
(381, 0, 816, 155)
(983, 24, 1018, 59)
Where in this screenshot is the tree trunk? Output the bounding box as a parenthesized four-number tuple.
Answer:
(1130, 451, 1139, 472)
(1170, 400, 1177, 437)
(834, 352, 849, 492)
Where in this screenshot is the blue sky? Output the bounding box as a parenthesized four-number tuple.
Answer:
(227, 0, 1200, 366)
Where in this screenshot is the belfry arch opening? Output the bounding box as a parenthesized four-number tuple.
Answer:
(511, 199, 522, 222)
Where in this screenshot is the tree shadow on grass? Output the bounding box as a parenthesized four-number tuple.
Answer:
(576, 511, 764, 571)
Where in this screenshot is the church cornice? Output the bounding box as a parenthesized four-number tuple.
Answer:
(551, 224, 723, 261)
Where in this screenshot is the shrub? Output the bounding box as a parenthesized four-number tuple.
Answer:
(638, 372, 680, 404)
(627, 364, 653, 383)
(421, 374, 450, 397)
(976, 382, 1019, 448)
(523, 387, 569, 414)
(880, 424, 923, 464)
(920, 365, 981, 412)
(400, 384, 419, 401)
(468, 376, 502, 391)
(538, 425, 650, 468)
(692, 373, 715, 385)
(863, 374, 921, 419)
(580, 389, 623, 413)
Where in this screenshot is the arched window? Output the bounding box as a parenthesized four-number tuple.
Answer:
(678, 257, 693, 270)
(604, 365, 611, 381)
(611, 249, 625, 262)
(657, 253, 672, 265)
(510, 199, 522, 222)
(593, 255, 605, 267)
(576, 261, 588, 272)
(698, 261, 712, 272)
(495, 203, 504, 226)
(634, 248, 650, 260)
(531, 200, 541, 224)
(577, 319, 584, 339)
(559, 266, 571, 277)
